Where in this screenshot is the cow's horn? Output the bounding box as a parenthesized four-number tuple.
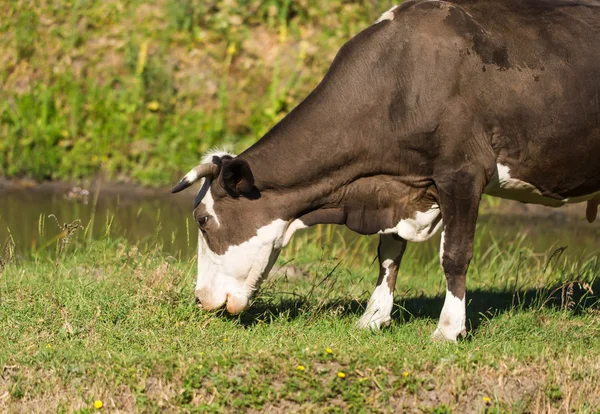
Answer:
(171, 163, 218, 193)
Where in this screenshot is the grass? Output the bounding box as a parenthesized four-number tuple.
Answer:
(1, 0, 396, 186)
(0, 215, 599, 412)
(2, 2, 600, 410)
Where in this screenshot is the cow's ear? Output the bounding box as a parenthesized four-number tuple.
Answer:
(219, 158, 255, 197)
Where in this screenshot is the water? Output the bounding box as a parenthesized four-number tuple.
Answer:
(0, 182, 194, 258)
(0, 182, 598, 261)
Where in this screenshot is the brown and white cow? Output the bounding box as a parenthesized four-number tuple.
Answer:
(173, 0, 600, 341)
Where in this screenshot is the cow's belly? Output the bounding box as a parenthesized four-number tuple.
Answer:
(379, 204, 443, 242)
(484, 164, 600, 207)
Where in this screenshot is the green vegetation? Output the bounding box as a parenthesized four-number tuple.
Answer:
(2, 1, 600, 411)
(1, 0, 395, 186)
(1, 216, 599, 412)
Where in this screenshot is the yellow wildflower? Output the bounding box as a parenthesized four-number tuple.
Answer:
(296, 365, 306, 371)
(402, 371, 409, 377)
(94, 400, 103, 409)
(325, 348, 333, 354)
(279, 25, 288, 43)
(227, 43, 236, 56)
(146, 101, 160, 111)
(483, 396, 492, 404)
(337, 371, 346, 379)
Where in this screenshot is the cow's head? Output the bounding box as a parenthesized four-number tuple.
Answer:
(172, 152, 298, 314)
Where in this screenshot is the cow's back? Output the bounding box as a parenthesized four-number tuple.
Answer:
(390, 0, 600, 199)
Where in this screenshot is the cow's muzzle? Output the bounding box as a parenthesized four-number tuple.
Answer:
(194, 290, 249, 314)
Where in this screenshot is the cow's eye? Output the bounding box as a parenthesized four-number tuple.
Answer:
(197, 216, 209, 228)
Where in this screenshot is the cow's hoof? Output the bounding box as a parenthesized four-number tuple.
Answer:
(431, 327, 467, 342)
(357, 314, 391, 331)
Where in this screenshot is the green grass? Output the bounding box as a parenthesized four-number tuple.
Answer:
(3, 1, 600, 410)
(1, 220, 599, 412)
(0, 0, 396, 186)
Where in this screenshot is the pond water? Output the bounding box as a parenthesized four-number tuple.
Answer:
(0, 181, 599, 263)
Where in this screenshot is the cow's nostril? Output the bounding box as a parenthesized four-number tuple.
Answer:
(195, 296, 203, 309)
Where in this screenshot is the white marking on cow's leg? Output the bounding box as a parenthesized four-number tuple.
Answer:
(439, 230, 445, 265)
(431, 289, 466, 342)
(358, 259, 395, 330)
(431, 227, 467, 342)
(358, 234, 407, 330)
(375, 5, 398, 23)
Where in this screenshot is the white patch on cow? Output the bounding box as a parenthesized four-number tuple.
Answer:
(195, 178, 220, 227)
(202, 148, 234, 164)
(193, 150, 236, 228)
(358, 259, 394, 330)
(375, 5, 398, 23)
(564, 190, 600, 204)
(431, 290, 466, 342)
(439, 229, 445, 266)
(380, 205, 442, 242)
(202, 184, 219, 226)
(232, 219, 287, 293)
(283, 219, 307, 246)
(432, 229, 466, 341)
(485, 163, 600, 207)
(195, 219, 288, 312)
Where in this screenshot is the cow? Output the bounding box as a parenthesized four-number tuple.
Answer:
(172, 0, 600, 341)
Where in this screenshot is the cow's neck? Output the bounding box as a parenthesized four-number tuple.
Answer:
(238, 35, 437, 230)
(239, 107, 434, 234)
(240, 110, 375, 219)
(240, 87, 403, 217)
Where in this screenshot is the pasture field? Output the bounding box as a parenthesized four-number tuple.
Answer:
(1, 213, 599, 413)
(3, 1, 600, 412)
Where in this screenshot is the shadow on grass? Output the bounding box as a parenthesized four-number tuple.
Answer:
(228, 281, 600, 334)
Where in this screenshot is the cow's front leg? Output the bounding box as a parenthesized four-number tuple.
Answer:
(431, 170, 484, 342)
(358, 234, 407, 330)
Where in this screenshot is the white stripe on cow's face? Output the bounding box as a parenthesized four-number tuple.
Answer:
(197, 179, 220, 227)
(379, 205, 442, 242)
(375, 5, 398, 23)
(358, 259, 395, 330)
